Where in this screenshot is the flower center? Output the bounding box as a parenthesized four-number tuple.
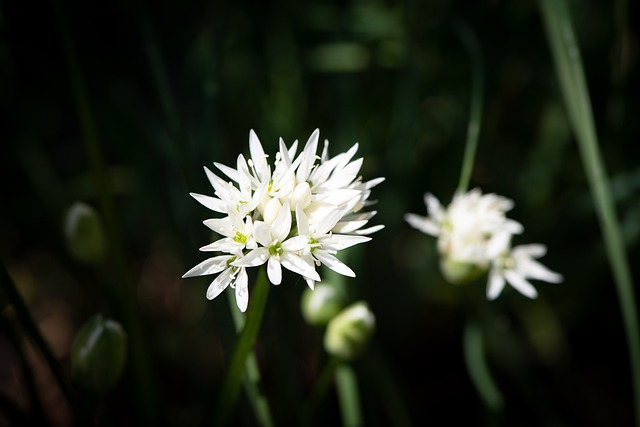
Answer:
(233, 232, 247, 244)
(269, 241, 283, 257)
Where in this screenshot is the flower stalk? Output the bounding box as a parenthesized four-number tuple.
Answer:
(215, 267, 271, 426)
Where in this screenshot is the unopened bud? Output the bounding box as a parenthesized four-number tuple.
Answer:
(324, 301, 375, 360)
(64, 202, 107, 264)
(70, 314, 127, 394)
(301, 282, 346, 326)
(439, 257, 485, 285)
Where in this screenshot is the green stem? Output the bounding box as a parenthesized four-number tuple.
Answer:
(302, 355, 340, 424)
(226, 290, 274, 427)
(462, 319, 504, 412)
(335, 363, 362, 427)
(51, 2, 157, 424)
(215, 267, 271, 426)
(0, 262, 76, 410)
(539, 1, 640, 425)
(454, 20, 485, 194)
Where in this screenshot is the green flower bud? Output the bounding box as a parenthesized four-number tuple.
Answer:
(439, 257, 486, 285)
(324, 301, 375, 360)
(64, 202, 107, 264)
(300, 282, 346, 326)
(71, 314, 127, 394)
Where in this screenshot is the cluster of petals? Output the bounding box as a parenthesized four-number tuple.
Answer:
(405, 188, 562, 299)
(183, 129, 384, 311)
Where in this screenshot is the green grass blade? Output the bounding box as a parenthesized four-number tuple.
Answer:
(463, 319, 505, 412)
(539, 0, 640, 424)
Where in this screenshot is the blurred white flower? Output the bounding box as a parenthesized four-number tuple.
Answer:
(405, 188, 561, 298)
(183, 129, 383, 311)
(487, 244, 563, 300)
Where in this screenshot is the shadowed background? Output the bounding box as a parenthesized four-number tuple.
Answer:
(1, 0, 639, 425)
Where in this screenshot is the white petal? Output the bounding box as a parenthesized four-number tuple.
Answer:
(314, 251, 355, 277)
(281, 253, 321, 281)
(190, 193, 226, 213)
(214, 161, 240, 183)
(199, 238, 241, 253)
(315, 207, 346, 235)
(182, 255, 233, 278)
(519, 259, 563, 283)
(322, 234, 371, 251)
(404, 213, 440, 236)
(352, 224, 385, 235)
(233, 248, 269, 267)
(272, 200, 292, 241)
(203, 218, 234, 236)
(486, 268, 506, 300)
(424, 193, 445, 222)
(235, 268, 249, 312)
(267, 257, 282, 285)
(249, 130, 269, 181)
(504, 270, 538, 299)
(296, 129, 319, 182)
(253, 221, 273, 247)
(513, 244, 547, 258)
(295, 205, 310, 236)
(282, 235, 309, 252)
(206, 268, 233, 300)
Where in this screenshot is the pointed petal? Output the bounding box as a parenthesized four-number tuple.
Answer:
(314, 251, 355, 277)
(486, 268, 506, 300)
(281, 253, 321, 281)
(322, 234, 371, 251)
(235, 268, 249, 312)
(206, 268, 233, 300)
(190, 193, 226, 213)
(233, 248, 269, 267)
(504, 270, 538, 299)
(249, 129, 269, 181)
(272, 200, 292, 241)
(282, 235, 309, 252)
(182, 255, 233, 278)
(404, 213, 440, 236)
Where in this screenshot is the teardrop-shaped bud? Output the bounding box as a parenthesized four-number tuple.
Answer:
(300, 282, 346, 326)
(70, 314, 127, 394)
(324, 301, 375, 360)
(64, 202, 107, 264)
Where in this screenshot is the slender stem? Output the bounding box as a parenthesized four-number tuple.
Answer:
(539, 1, 640, 425)
(51, 2, 157, 424)
(462, 319, 505, 412)
(226, 290, 274, 427)
(454, 20, 485, 194)
(215, 267, 271, 426)
(302, 355, 340, 424)
(335, 363, 362, 427)
(0, 262, 76, 410)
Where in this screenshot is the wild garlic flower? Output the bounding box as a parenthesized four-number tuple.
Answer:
(183, 129, 384, 311)
(405, 188, 561, 299)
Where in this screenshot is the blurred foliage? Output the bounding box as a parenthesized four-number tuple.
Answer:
(0, 0, 639, 426)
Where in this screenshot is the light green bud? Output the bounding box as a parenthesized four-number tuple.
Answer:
(439, 257, 486, 285)
(70, 314, 127, 394)
(64, 202, 107, 264)
(300, 282, 346, 326)
(324, 301, 375, 360)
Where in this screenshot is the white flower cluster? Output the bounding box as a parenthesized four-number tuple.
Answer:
(405, 188, 562, 299)
(183, 129, 384, 312)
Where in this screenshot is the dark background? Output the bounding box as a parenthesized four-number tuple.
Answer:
(1, 0, 639, 425)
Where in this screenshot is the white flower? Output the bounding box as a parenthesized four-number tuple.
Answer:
(487, 244, 563, 300)
(232, 200, 320, 285)
(405, 189, 522, 268)
(183, 129, 383, 311)
(405, 188, 561, 299)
